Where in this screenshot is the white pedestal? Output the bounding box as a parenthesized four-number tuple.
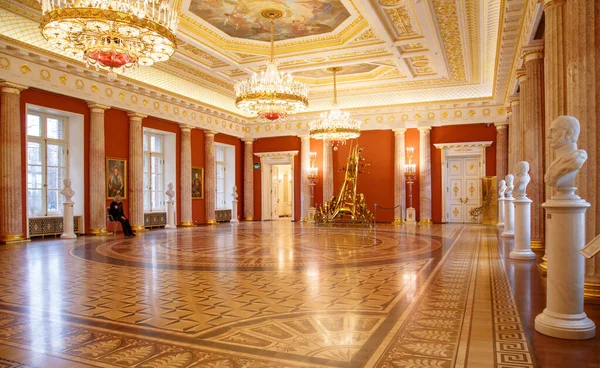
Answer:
(165, 200, 177, 229)
(501, 197, 514, 238)
(406, 207, 416, 223)
(497, 197, 505, 228)
(308, 207, 316, 223)
(60, 201, 76, 239)
(535, 197, 595, 339)
(231, 199, 239, 223)
(510, 197, 536, 259)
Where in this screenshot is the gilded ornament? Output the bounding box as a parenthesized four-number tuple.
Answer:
(441, 111, 448, 119)
(275, 124, 281, 130)
(183, 110, 187, 117)
(191, 112, 196, 119)
(119, 92, 125, 100)
(402, 114, 408, 121)
(453, 207, 459, 216)
(265, 125, 271, 131)
(414, 113, 421, 120)
(433, 0, 466, 81)
(454, 110, 462, 118)
(468, 110, 475, 117)
(20, 64, 31, 74)
(428, 112, 435, 119)
(0, 57, 10, 70)
(75, 79, 84, 90)
(453, 183, 459, 195)
(296, 122, 302, 128)
(40, 69, 51, 81)
(497, 107, 505, 115)
(164, 105, 169, 111)
(235, 125, 240, 131)
(131, 95, 138, 104)
(143, 99, 149, 106)
(376, 116, 383, 123)
(105, 88, 113, 97)
(207, 117, 211, 123)
(469, 183, 475, 196)
(154, 101, 159, 109)
(387, 6, 417, 37)
(59, 75, 67, 84)
(91, 85, 98, 93)
(453, 165, 459, 171)
(355, 28, 376, 42)
(255, 126, 261, 132)
(365, 118, 370, 124)
(174, 107, 179, 115)
(222, 121, 226, 127)
(389, 116, 395, 122)
(285, 123, 291, 130)
(483, 108, 490, 116)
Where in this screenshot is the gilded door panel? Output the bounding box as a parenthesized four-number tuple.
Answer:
(448, 177, 464, 222)
(449, 204, 463, 222)
(465, 179, 480, 202)
(465, 159, 479, 176)
(449, 159, 463, 177)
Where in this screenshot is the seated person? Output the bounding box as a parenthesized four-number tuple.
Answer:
(109, 195, 135, 237)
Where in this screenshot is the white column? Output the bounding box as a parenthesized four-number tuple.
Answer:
(128, 112, 146, 231)
(179, 125, 193, 226)
(322, 141, 334, 203)
(0, 82, 26, 243)
(88, 103, 110, 234)
(242, 139, 254, 221)
(393, 129, 406, 224)
(418, 126, 432, 224)
(508, 96, 521, 172)
(205, 131, 217, 224)
(300, 135, 310, 222)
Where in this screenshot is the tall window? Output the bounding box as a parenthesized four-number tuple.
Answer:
(216, 146, 226, 209)
(27, 113, 68, 216)
(143, 132, 165, 211)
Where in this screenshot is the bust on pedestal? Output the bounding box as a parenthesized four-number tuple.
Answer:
(510, 161, 536, 259)
(497, 179, 506, 229)
(535, 115, 595, 340)
(165, 182, 177, 229)
(231, 185, 239, 223)
(501, 175, 515, 238)
(60, 179, 77, 239)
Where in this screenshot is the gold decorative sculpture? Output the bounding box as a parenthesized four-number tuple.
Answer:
(315, 144, 373, 225)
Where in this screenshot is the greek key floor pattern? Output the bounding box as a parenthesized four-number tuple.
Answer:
(0, 222, 595, 367)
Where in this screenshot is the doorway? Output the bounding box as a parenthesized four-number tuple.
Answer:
(435, 141, 492, 223)
(255, 151, 298, 221)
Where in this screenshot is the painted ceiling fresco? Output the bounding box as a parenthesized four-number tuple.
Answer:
(294, 63, 378, 78)
(188, 0, 352, 41)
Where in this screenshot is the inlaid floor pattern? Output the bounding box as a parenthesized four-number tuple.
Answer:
(0, 222, 593, 367)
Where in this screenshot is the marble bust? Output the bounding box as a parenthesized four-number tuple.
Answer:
(60, 178, 75, 202)
(165, 182, 175, 201)
(504, 174, 514, 198)
(513, 161, 530, 199)
(232, 185, 238, 200)
(544, 116, 587, 192)
(498, 180, 507, 198)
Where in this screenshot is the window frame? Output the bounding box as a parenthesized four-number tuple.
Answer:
(26, 112, 69, 217)
(143, 131, 165, 212)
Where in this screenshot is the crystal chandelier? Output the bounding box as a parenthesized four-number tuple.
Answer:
(39, 0, 178, 73)
(234, 9, 309, 123)
(309, 67, 361, 149)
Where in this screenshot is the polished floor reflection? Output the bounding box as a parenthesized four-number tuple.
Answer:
(0, 222, 597, 367)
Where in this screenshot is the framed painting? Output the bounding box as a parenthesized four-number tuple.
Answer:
(106, 158, 127, 199)
(192, 167, 204, 199)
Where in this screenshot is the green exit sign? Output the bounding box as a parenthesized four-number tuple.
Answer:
(253, 162, 260, 169)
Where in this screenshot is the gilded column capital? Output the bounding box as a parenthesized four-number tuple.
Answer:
(242, 138, 255, 144)
(417, 126, 432, 134)
(509, 95, 520, 105)
(522, 47, 544, 63)
(0, 81, 27, 94)
(87, 103, 110, 112)
(392, 128, 407, 135)
(298, 135, 310, 140)
(543, 0, 565, 9)
(179, 124, 194, 132)
(516, 68, 527, 83)
(204, 130, 218, 137)
(127, 112, 147, 121)
(494, 123, 509, 131)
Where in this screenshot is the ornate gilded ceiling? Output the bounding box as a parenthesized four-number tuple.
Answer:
(0, 0, 510, 119)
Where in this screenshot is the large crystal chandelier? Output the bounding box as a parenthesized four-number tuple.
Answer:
(309, 67, 361, 149)
(234, 9, 308, 123)
(39, 0, 178, 73)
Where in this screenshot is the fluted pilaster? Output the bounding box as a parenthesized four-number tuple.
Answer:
(88, 103, 109, 234)
(322, 141, 333, 203)
(0, 82, 26, 243)
(300, 136, 310, 221)
(242, 139, 254, 221)
(393, 129, 406, 223)
(566, 0, 600, 301)
(516, 69, 527, 164)
(180, 125, 192, 226)
(128, 112, 146, 231)
(495, 123, 509, 179)
(508, 96, 521, 172)
(418, 126, 432, 224)
(205, 131, 217, 224)
(523, 49, 545, 248)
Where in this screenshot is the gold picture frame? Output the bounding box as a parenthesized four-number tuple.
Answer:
(106, 157, 127, 199)
(192, 167, 204, 199)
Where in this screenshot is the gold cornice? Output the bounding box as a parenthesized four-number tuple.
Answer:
(466, 0, 479, 83)
(158, 59, 233, 92)
(432, 0, 466, 81)
(491, 0, 506, 101)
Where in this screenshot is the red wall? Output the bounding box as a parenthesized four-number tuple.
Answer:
(104, 108, 130, 221)
(430, 123, 497, 222)
(253, 136, 301, 221)
(191, 129, 205, 223)
(215, 133, 244, 222)
(20, 89, 91, 233)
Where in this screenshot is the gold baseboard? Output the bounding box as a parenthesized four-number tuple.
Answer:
(392, 218, 404, 225)
(538, 255, 547, 274)
(206, 219, 217, 225)
(131, 225, 147, 232)
(584, 282, 600, 304)
(244, 217, 254, 221)
(530, 240, 545, 252)
(300, 218, 308, 223)
(180, 222, 195, 227)
(419, 218, 432, 225)
(90, 228, 109, 235)
(0, 234, 26, 243)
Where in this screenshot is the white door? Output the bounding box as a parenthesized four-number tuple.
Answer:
(446, 157, 481, 222)
(262, 163, 272, 220)
(271, 166, 279, 218)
